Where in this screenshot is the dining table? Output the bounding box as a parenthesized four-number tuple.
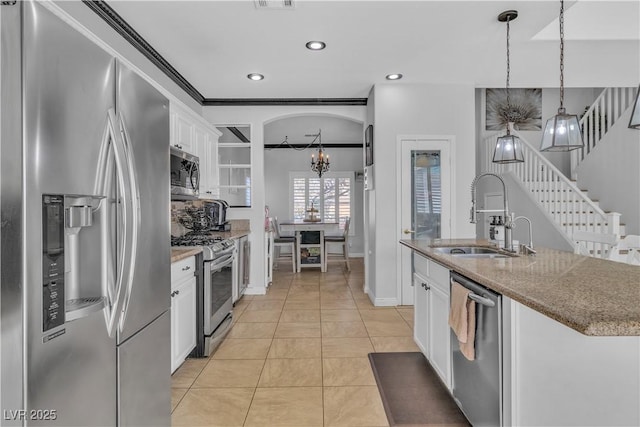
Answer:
(279, 220, 339, 272)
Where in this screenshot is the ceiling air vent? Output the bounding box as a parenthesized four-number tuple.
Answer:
(254, 0, 295, 9)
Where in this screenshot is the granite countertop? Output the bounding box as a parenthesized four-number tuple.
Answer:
(400, 238, 640, 336)
(171, 247, 203, 263)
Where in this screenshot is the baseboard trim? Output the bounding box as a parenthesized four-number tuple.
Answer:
(374, 297, 398, 307)
(243, 287, 267, 296)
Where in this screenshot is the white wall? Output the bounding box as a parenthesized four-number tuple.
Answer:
(368, 83, 477, 303)
(264, 147, 365, 255)
(364, 89, 376, 296)
(475, 175, 575, 252)
(202, 106, 366, 294)
(576, 107, 640, 235)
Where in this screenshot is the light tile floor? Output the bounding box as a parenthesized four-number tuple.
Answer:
(171, 258, 418, 427)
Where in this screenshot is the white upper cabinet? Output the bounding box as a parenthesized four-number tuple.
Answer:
(196, 125, 221, 199)
(170, 102, 221, 200)
(170, 104, 196, 154)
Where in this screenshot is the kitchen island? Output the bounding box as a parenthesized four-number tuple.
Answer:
(401, 238, 640, 427)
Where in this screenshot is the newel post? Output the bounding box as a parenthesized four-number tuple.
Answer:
(606, 212, 621, 237)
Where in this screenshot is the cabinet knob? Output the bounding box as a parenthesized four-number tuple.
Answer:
(422, 282, 430, 290)
(206, 191, 212, 194)
(182, 266, 191, 271)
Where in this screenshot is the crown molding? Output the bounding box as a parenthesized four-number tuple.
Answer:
(84, 2, 369, 108)
(83, 0, 205, 104)
(204, 98, 368, 106)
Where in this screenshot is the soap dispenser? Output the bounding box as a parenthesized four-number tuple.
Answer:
(494, 216, 504, 248)
(489, 216, 498, 240)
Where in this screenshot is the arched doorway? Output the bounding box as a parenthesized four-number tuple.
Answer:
(263, 114, 366, 263)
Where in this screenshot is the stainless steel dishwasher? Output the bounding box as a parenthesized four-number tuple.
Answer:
(450, 271, 503, 427)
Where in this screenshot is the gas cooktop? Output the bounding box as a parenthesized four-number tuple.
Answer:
(171, 232, 235, 260)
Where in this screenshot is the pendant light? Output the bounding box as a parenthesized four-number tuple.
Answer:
(493, 10, 524, 164)
(540, 0, 584, 152)
(629, 85, 640, 129)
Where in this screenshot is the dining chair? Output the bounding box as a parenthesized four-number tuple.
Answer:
(272, 217, 297, 272)
(324, 217, 350, 272)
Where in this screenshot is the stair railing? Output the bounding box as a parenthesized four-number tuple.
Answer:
(482, 130, 620, 258)
(571, 87, 638, 179)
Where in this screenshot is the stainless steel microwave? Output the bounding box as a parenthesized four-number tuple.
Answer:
(170, 146, 199, 200)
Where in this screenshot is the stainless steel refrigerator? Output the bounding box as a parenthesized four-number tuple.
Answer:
(1, 1, 171, 425)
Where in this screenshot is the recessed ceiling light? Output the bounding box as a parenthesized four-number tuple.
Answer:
(306, 41, 326, 50)
(247, 73, 264, 81)
(386, 73, 403, 80)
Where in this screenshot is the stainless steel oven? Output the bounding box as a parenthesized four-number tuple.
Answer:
(203, 243, 235, 356)
(172, 233, 235, 358)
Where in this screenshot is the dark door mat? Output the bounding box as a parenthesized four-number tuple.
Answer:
(368, 352, 470, 427)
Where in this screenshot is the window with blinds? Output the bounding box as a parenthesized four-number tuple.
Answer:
(412, 151, 442, 238)
(290, 172, 353, 232)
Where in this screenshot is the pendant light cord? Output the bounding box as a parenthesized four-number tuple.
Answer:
(506, 16, 511, 115)
(559, 0, 565, 110)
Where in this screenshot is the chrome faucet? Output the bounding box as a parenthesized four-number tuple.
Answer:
(470, 173, 515, 252)
(513, 216, 536, 255)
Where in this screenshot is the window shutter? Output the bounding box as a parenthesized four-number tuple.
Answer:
(289, 173, 352, 232)
(323, 178, 336, 222)
(293, 178, 307, 221)
(337, 178, 350, 229)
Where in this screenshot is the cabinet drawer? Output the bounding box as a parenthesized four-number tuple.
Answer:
(413, 253, 430, 278)
(413, 272, 429, 289)
(413, 253, 450, 294)
(171, 256, 196, 288)
(428, 260, 450, 294)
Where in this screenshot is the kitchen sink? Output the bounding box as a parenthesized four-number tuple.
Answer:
(433, 246, 514, 258)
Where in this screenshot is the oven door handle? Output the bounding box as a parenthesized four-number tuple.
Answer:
(209, 253, 235, 271)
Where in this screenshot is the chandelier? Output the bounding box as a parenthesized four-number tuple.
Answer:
(308, 129, 330, 178)
(493, 10, 524, 164)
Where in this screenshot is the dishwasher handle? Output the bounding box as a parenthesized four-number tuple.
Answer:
(468, 292, 495, 307)
(450, 271, 499, 308)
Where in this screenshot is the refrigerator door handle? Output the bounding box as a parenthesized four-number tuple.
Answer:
(115, 112, 141, 331)
(98, 108, 137, 338)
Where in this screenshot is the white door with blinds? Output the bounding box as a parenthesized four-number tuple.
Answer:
(289, 172, 353, 232)
(398, 137, 453, 305)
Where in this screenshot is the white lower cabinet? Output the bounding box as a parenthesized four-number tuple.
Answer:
(504, 298, 640, 427)
(413, 272, 430, 354)
(413, 253, 451, 389)
(427, 282, 450, 386)
(171, 256, 197, 374)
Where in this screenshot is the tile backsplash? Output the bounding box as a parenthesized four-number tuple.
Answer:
(171, 201, 249, 236)
(171, 200, 203, 237)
